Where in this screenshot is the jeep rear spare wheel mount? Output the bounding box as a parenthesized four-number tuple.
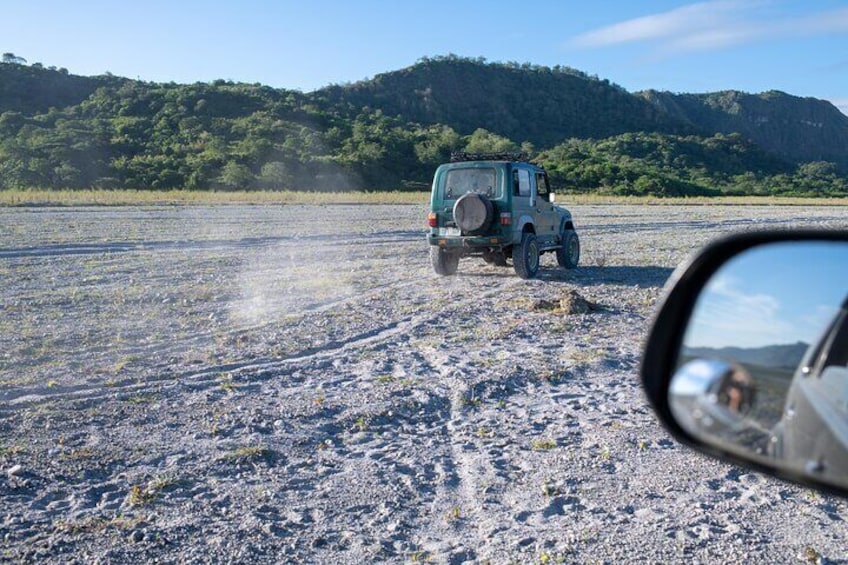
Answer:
(453, 193, 494, 235)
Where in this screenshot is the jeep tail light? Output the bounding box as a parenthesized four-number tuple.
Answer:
(500, 212, 512, 226)
(427, 212, 438, 227)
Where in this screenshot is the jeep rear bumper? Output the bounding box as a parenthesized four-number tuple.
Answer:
(427, 235, 510, 249)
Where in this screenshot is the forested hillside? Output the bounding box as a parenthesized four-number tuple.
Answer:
(639, 89, 848, 170)
(316, 57, 691, 147)
(0, 54, 846, 196)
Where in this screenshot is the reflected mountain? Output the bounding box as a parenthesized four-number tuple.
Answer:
(683, 342, 809, 371)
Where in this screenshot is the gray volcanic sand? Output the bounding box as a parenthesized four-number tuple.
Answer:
(1, 204, 847, 563)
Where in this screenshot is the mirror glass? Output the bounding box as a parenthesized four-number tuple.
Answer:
(669, 241, 848, 488)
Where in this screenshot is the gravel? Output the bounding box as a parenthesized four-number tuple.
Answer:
(1, 203, 848, 563)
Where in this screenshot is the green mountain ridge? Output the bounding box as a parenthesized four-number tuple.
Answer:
(0, 56, 846, 195)
(316, 56, 692, 147)
(639, 89, 848, 169)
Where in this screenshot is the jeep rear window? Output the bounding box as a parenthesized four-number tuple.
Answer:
(444, 168, 499, 200)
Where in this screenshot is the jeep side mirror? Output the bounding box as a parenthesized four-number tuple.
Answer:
(641, 231, 848, 497)
(549, 193, 556, 203)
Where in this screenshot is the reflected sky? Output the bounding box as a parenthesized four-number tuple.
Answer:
(684, 242, 848, 349)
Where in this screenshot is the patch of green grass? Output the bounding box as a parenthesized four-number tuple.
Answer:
(218, 373, 238, 392)
(375, 374, 396, 385)
(541, 478, 562, 497)
(803, 546, 820, 564)
(445, 506, 461, 522)
(125, 394, 156, 404)
(0, 443, 27, 457)
(408, 550, 432, 563)
(538, 551, 569, 564)
(475, 426, 495, 439)
(126, 475, 185, 507)
(127, 484, 157, 507)
(62, 447, 96, 461)
(531, 439, 557, 451)
(112, 355, 139, 374)
(220, 444, 270, 463)
(354, 416, 369, 432)
(461, 396, 482, 409)
(54, 514, 144, 534)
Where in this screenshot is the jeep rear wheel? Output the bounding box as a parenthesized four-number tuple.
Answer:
(514, 233, 540, 279)
(430, 246, 459, 276)
(453, 193, 494, 235)
(556, 229, 580, 269)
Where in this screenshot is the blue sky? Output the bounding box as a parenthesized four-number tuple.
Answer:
(684, 242, 848, 349)
(3, 1, 848, 113)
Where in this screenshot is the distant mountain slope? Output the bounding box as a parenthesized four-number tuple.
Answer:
(639, 89, 848, 169)
(684, 342, 809, 371)
(0, 64, 122, 115)
(314, 56, 693, 147)
(0, 57, 846, 192)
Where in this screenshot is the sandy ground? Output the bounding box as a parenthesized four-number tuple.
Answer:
(1, 203, 848, 564)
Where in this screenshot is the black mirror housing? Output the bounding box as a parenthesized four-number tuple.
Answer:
(641, 229, 848, 498)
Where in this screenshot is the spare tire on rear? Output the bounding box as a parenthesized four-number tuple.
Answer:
(453, 193, 494, 235)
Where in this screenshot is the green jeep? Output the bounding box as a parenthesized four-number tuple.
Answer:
(427, 152, 580, 279)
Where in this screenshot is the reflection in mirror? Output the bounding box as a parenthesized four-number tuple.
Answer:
(669, 241, 848, 488)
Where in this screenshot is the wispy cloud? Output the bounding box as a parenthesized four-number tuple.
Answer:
(832, 98, 848, 117)
(570, 2, 848, 54)
(684, 274, 793, 348)
(571, 1, 748, 49)
(795, 8, 848, 35)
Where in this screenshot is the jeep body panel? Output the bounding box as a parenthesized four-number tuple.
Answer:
(427, 153, 579, 277)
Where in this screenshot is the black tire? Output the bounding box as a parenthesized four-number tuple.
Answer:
(557, 229, 580, 269)
(453, 193, 494, 235)
(430, 246, 459, 276)
(513, 232, 540, 279)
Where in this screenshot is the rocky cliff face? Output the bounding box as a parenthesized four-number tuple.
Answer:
(639, 89, 848, 169)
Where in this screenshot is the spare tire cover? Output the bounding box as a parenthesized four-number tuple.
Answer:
(453, 193, 494, 234)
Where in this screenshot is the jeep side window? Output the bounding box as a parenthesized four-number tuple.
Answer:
(536, 172, 549, 197)
(517, 169, 531, 197)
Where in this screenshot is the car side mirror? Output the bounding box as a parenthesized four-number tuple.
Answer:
(549, 193, 556, 204)
(641, 230, 848, 497)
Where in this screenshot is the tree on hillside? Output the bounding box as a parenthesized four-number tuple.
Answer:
(464, 128, 518, 153)
(218, 161, 254, 190)
(2, 53, 27, 65)
(258, 161, 292, 189)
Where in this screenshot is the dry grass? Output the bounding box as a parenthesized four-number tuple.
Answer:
(2, 188, 848, 207)
(0, 189, 430, 207)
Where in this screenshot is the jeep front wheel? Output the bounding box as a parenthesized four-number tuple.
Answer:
(556, 229, 580, 269)
(514, 233, 540, 279)
(430, 246, 459, 276)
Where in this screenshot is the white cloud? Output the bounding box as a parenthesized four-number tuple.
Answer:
(571, 1, 741, 48)
(684, 274, 794, 348)
(833, 98, 848, 116)
(570, 2, 848, 54)
(570, 1, 751, 49)
(795, 8, 848, 35)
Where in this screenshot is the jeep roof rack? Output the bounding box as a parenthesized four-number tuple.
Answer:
(450, 152, 529, 163)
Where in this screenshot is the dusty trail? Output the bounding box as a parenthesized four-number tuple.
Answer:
(1, 204, 848, 563)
